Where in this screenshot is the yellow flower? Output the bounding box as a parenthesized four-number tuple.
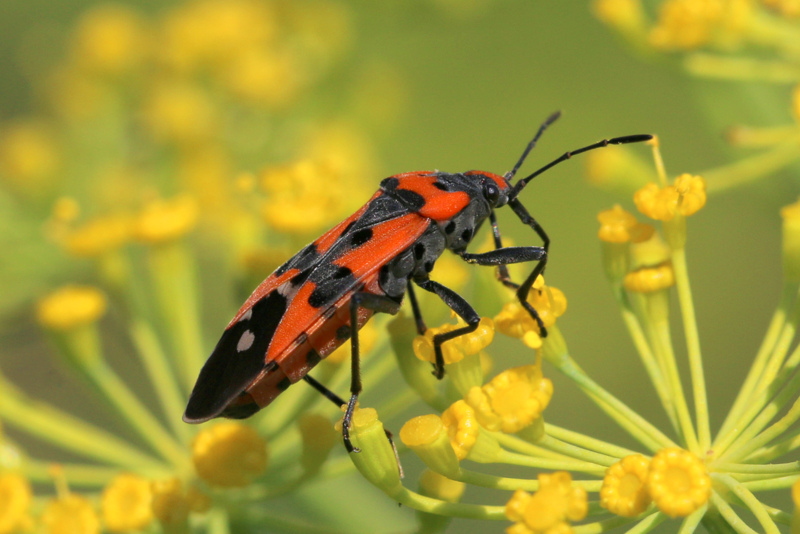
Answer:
(0, 473, 33, 534)
(762, 0, 800, 17)
(494, 278, 567, 343)
(400, 414, 462, 478)
(63, 214, 133, 257)
(134, 195, 198, 244)
(101, 473, 153, 532)
(634, 174, 707, 221)
(592, 0, 647, 36)
(466, 365, 553, 433)
(597, 205, 654, 244)
(647, 0, 750, 51)
(505, 472, 588, 534)
(600, 454, 651, 517)
(647, 447, 711, 517)
(37, 285, 107, 331)
(220, 48, 301, 108)
(192, 422, 268, 487)
(297, 413, 338, 473)
(70, 4, 150, 75)
(142, 81, 218, 146)
(42, 494, 100, 534)
(440, 400, 481, 461)
(150, 478, 190, 526)
(0, 119, 59, 193)
(623, 263, 675, 293)
(413, 317, 494, 366)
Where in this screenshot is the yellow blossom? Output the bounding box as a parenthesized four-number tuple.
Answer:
(505, 472, 588, 534)
(101, 473, 153, 532)
(0, 119, 59, 192)
(634, 174, 707, 221)
(400, 414, 462, 478)
(647, 0, 750, 51)
(134, 195, 198, 244)
(781, 198, 800, 282)
(142, 81, 218, 145)
(150, 478, 190, 526)
(597, 205, 654, 244)
(413, 317, 494, 365)
(37, 285, 107, 331)
(494, 278, 567, 341)
(220, 48, 301, 108)
(466, 365, 553, 433)
(192, 422, 268, 487)
(42, 494, 100, 534)
(63, 214, 133, 257)
(592, 0, 646, 36)
(440, 400, 481, 461)
(623, 263, 675, 293)
(70, 4, 150, 75)
(0, 473, 33, 534)
(600, 454, 651, 517)
(647, 447, 711, 517)
(52, 197, 81, 223)
(762, 0, 800, 17)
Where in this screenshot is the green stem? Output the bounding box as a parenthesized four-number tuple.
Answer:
(393, 486, 506, 520)
(546, 423, 640, 459)
(455, 468, 602, 492)
(741, 475, 799, 492)
(717, 282, 797, 441)
(714, 461, 800, 476)
(679, 505, 709, 534)
(671, 245, 709, 451)
(535, 433, 618, 466)
(709, 493, 758, 534)
(553, 351, 676, 452)
(24, 460, 120, 487)
(129, 318, 192, 443)
(495, 449, 606, 476)
(700, 134, 800, 194)
(573, 515, 644, 533)
(81, 358, 189, 469)
(0, 377, 169, 475)
(715, 474, 780, 534)
(684, 53, 800, 83)
(622, 512, 667, 534)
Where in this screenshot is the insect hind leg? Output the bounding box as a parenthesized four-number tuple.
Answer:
(341, 292, 401, 453)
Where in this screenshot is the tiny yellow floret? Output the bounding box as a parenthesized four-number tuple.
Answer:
(42, 494, 100, 534)
(440, 400, 480, 460)
(192, 422, 268, 487)
(647, 447, 711, 517)
(597, 205, 654, 243)
(37, 285, 107, 331)
(151, 478, 189, 526)
(101, 473, 153, 532)
(505, 472, 588, 534)
(0, 473, 33, 534)
(466, 365, 553, 433)
(135, 195, 198, 244)
(600, 454, 651, 517)
(634, 175, 706, 221)
(495, 279, 567, 341)
(64, 214, 133, 257)
(70, 4, 150, 75)
(413, 317, 494, 365)
(623, 263, 675, 293)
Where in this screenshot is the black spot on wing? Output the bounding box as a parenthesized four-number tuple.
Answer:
(380, 177, 399, 191)
(334, 266, 352, 279)
(277, 376, 292, 392)
(291, 268, 312, 286)
(395, 189, 426, 211)
(276, 244, 319, 277)
(340, 220, 357, 237)
(308, 285, 332, 308)
(306, 349, 321, 367)
(351, 228, 373, 247)
(433, 181, 449, 191)
(183, 290, 288, 423)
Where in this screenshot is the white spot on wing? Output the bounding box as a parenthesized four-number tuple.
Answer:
(237, 330, 255, 352)
(238, 308, 253, 322)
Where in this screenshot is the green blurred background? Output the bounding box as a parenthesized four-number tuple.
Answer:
(0, 0, 797, 532)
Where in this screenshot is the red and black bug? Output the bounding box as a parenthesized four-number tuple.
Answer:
(183, 112, 652, 450)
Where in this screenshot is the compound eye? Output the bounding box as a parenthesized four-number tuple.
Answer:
(483, 182, 501, 205)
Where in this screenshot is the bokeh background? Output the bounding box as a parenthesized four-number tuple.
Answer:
(0, 0, 797, 532)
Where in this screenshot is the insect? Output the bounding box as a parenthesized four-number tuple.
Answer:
(183, 112, 652, 451)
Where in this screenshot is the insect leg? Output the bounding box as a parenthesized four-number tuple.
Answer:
(342, 292, 402, 453)
(413, 278, 481, 379)
(303, 374, 347, 407)
(406, 280, 427, 335)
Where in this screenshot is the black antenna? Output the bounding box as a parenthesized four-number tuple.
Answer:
(505, 110, 562, 182)
(508, 133, 653, 201)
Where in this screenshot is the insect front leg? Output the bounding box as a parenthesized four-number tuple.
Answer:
(412, 278, 481, 379)
(406, 280, 427, 335)
(341, 292, 401, 453)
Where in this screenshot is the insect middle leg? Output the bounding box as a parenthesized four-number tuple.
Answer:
(412, 278, 481, 379)
(341, 292, 402, 452)
(459, 208, 550, 336)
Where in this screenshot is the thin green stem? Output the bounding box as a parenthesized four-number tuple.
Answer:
(717, 282, 797, 441)
(495, 449, 606, 476)
(709, 493, 759, 534)
(129, 318, 192, 443)
(623, 512, 667, 534)
(741, 475, 799, 492)
(714, 474, 780, 534)
(494, 432, 584, 463)
(545, 423, 641, 459)
(535, 433, 618, 467)
(393, 486, 506, 520)
(455, 468, 602, 492)
(0, 377, 169, 475)
(678, 505, 708, 534)
(714, 461, 800, 476)
(573, 515, 644, 533)
(727, 391, 800, 462)
(554, 350, 676, 452)
(671, 246, 710, 451)
(23, 460, 120, 487)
